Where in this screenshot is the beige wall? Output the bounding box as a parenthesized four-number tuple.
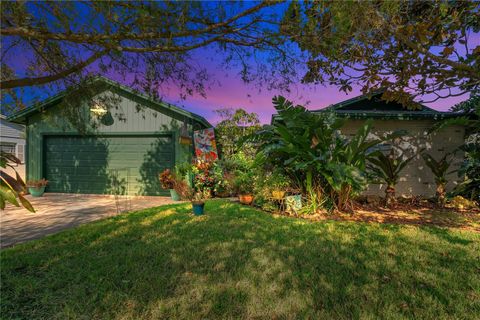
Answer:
(340, 119, 465, 197)
(4, 164, 25, 182)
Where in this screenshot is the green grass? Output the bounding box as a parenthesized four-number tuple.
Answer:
(2, 200, 479, 319)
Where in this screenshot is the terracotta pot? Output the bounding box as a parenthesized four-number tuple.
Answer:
(239, 194, 254, 205)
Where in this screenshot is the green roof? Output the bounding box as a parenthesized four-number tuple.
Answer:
(7, 76, 212, 128)
(271, 91, 466, 123)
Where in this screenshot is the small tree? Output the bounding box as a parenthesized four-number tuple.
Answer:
(214, 108, 261, 159)
(422, 153, 455, 206)
(368, 149, 415, 206)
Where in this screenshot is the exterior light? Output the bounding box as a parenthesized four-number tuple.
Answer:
(90, 103, 108, 116)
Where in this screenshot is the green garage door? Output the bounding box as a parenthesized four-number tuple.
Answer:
(44, 135, 174, 195)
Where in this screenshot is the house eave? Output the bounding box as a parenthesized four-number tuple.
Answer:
(7, 76, 212, 128)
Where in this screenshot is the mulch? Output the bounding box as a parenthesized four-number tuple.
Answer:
(261, 201, 480, 232)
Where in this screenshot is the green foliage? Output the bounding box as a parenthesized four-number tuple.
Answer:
(282, 2, 480, 107)
(422, 153, 454, 186)
(421, 152, 455, 205)
(0, 152, 34, 212)
(230, 152, 256, 195)
(254, 96, 386, 212)
(454, 139, 480, 202)
(368, 149, 415, 205)
(214, 108, 261, 160)
(266, 170, 291, 191)
(450, 95, 480, 115)
(435, 95, 480, 201)
(233, 170, 256, 195)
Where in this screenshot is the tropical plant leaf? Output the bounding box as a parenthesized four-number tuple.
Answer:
(0, 185, 20, 207)
(18, 194, 35, 213)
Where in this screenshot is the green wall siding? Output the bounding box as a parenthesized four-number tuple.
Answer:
(26, 90, 201, 195)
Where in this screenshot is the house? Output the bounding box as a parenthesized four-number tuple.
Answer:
(273, 92, 468, 197)
(1, 114, 26, 179)
(7, 77, 211, 196)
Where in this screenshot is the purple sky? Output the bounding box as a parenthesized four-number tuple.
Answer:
(2, 12, 478, 124)
(163, 65, 470, 125)
(157, 29, 480, 125)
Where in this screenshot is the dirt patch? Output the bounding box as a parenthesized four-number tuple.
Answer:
(261, 201, 480, 232)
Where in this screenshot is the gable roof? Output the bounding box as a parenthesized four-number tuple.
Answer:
(7, 76, 211, 128)
(271, 91, 466, 123)
(311, 91, 461, 120)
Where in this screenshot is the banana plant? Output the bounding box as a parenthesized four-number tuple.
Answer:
(422, 152, 455, 206)
(368, 149, 415, 206)
(0, 151, 34, 212)
(253, 96, 398, 212)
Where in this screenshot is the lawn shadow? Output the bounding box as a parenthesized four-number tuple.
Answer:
(2, 200, 479, 319)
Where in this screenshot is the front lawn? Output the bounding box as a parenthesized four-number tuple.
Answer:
(2, 200, 479, 319)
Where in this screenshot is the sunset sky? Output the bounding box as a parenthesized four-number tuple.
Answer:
(138, 36, 478, 124)
(165, 60, 470, 125)
(3, 2, 478, 125)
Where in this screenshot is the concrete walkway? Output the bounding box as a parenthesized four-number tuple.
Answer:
(1, 193, 176, 248)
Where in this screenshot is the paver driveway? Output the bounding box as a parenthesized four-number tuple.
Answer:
(1, 193, 176, 248)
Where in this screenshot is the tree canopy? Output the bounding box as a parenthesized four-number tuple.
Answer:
(281, 1, 480, 108)
(1, 1, 295, 112)
(2, 1, 479, 114)
(214, 108, 261, 158)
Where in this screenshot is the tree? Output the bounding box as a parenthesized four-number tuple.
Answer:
(422, 152, 455, 206)
(1, 1, 292, 112)
(214, 108, 261, 159)
(281, 1, 480, 108)
(368, 150, 415, 206)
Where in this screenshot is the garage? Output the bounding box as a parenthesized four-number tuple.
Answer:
(44, 135, 174, 195)
(7, 76, 211, 196)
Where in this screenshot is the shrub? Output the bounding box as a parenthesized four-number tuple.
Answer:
(422, 152, 455, 206)
(191, 160, 216, 197)
(159, 169, 176, 189)
(252, 96, 393, 212)
(368, 149, 415, 206)
(233, 169, 255, 195)
(454, 137, 480, 201)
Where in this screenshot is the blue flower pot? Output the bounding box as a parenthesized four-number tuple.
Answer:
(192, 202, 205, 215)
(28, 186, 46, 197)
(169, 189, 180, 201)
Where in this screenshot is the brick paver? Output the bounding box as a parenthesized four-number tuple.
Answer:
(1, 193, 177, 248)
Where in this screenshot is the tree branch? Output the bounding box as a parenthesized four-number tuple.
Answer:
(0, 49, 108, 89)
(0, 2, 275, 44)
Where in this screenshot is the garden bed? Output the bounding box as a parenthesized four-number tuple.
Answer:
(252, 200, 480, 232)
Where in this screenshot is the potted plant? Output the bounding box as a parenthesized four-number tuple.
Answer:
(159, 169, 180, 201)
(175, 179, 210, 215)
(234, 171, 255, 205)
(191, 190, 210, 215)
(26, 179, 48, 197)
(269, 171, 290, 200)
